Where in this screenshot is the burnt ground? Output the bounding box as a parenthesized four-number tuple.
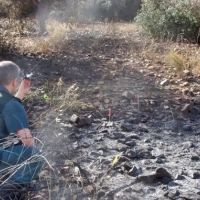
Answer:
(1, 23, 200, 200)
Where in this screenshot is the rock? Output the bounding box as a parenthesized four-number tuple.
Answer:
(151, 148, 165, 158)
(122, 91, 134, 100)
(156, 157, 164, 164)
(112, 132, 125, 139)
(182, 124, 192, 131)
(128, 166, 137, 176)
(77, 117, 92, 127)
(104, 98, 111, 104)
(182, 141, 195, 149)
(117, 143, 129, 152)
(138, 172, 157, 183)
(97, 142, 108, 152)
(187, 170, 200, 179)
(69, 114, 79, 123)
(127, 117, 140, 124)
(160, 79, 169, 86)
(80, 141, 90, 148)
(164, 121, 177, 131)
(136, 145, 152, 159)
(118, 138, 126, 144)
(138, 126, 149, 132)
(93, 87, 100, 94)
(125, 140, 136, 147)
(125, 149, 137, 158)
(175, 174, 185, 180)
(191, 155, 200, 161)
(156, 167, 172, 181)
(89, 151, 103, 157)
(165, 189, 180, 199)
(144, 138, 151, 143)
(96, 190, 106, 200)
(183, 69, 190, 76)
(123, 161, 133, 171)
(129, 134, 141, 140)
(161, 176, 172, 184)
(121, 123, 134, 132)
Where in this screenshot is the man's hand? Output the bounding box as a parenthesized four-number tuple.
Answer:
(15, 79, 31, 100)
(16, 128, 35, 146)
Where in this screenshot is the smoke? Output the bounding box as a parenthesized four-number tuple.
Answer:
(36, 0, 141, 26)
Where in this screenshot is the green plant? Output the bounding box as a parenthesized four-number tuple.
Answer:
(136, 0, 200, 42)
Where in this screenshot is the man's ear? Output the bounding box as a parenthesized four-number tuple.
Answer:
(12, 78, 17, 88)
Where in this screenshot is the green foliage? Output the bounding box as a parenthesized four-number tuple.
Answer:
(136, 0, 200, 42)
(4, 0, 141, 22)
(94, 0, 141, 21)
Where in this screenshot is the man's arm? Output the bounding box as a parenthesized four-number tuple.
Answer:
(15, 79, 31, 100)
(16, 128, 34, 146)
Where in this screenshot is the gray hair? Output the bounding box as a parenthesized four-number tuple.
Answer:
(0, 61, 20, 86)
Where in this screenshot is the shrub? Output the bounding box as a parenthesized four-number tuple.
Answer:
(93, 0, 141, 21)
(136, 0, 200, 42)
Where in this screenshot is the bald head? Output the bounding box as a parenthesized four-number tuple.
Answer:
(0, 61, 20, 86)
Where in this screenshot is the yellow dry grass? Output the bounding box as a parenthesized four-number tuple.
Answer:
(165, 51, 187, 78)
(15, 20, 69, 55)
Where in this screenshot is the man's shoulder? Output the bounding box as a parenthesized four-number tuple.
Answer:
(6, 98, 24, 109)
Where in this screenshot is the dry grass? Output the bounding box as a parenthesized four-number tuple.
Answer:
(165, 51, 187, 78)
(14, 20, 69, 55)
(192, 60, 200, 77)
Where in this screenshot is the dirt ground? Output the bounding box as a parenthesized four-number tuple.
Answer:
(1, 22, 200, 200)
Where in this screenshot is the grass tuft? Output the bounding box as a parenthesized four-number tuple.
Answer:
(165, 51, 186, 78)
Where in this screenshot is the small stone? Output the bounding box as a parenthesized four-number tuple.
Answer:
(138, 172, 157, 183)
(182, 141, 195, 149)
(129, 134, 141, 140)
(121, 123, 134, 132)
(125, 140, 136, 147)
(117, 143, 129, 152)
(104, 98, 111, 104)
(128, 166, 137, 176)
(96, 190, 106, 200)
(182, 124, 192, 131)
(175, 174, 185, 180)
(161, 176, 171, 184)
(156, 167, 172, 180)
(123, 161, 133, 171)
(164, 121, 177, 131)
(77, 118, 91, 127)
(69, 114, 79, 123)
(138, 126, 149, 132)
(125, 149, 136, 158)
(122, 91, 134, 100)
(167, 189, 180, 199)
(127, 117, 140, 124)
(112, 132, 124, 139)
(93, 87, 100, 94)
(183, 69, 190, 76)
(191, 155, 200, 161)
(97, 142, 108, 152)
(187, 170, 200, 179)
(160, 79, 169, 86)
(156, 157, 164, 164)
(151, 148, 165, 158)
(180, 82, 189, 86)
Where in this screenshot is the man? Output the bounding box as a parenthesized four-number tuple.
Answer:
(0, 61, 44, 199)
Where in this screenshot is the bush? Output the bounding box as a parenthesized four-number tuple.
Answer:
(6, 0, 141, 22)
(93, 0, 141, 21)
(136, 0, 200, 42)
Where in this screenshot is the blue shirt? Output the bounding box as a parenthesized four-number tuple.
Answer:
(0, 86, 29, 139)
